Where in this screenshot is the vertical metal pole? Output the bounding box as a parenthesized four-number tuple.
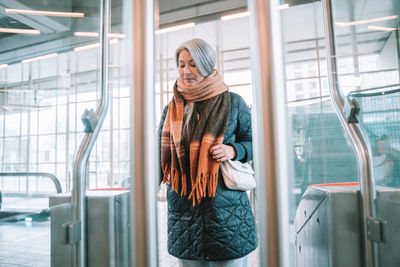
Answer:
(71, 0, 110, 265)
(348, 2, 361, 91)
(26, 109, 31, 181)
(55, 57, 59, 179)
(159, 54, 164, 113)
(130, 0, 157, 266)
(1, 68, 5, 176)
(95, 53, 99, 188)
(394, 27, 400, 83)
(65, 60, 71, 192)
(166, 56, 170, 101)
(117, 51, 121, 186)
(109, 50, 114, 187)
(248, 0, 290, 266)
(321, 0, 377, 266)
(18, 67, 22, 191)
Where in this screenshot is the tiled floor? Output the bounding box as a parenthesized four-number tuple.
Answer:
(0, 197, 261, 266)
(0, 220, 50, 267)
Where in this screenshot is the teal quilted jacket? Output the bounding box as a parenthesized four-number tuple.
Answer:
(158, 92, 258, 261)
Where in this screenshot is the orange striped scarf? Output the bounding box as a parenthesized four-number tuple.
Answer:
(161, 70, 230, 206)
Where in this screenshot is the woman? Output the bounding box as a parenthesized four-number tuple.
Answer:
(159, 38, 257, 267)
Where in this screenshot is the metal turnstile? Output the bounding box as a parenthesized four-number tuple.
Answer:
(295, 184, 400, 267)
(49, 190, 131, 267)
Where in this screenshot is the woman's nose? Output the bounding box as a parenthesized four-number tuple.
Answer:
(184, 66, 191, 74)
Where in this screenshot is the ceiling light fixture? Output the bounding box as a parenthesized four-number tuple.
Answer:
(22, 53, 58, 64)
(277, 3, 290, 10)
(0, 64, 8, 69)
(0, 28, 40, 34)
(74, 32, 127, 38)
(220, 11, 250, 21)
(2, 106, 13, 111)
(0, 89, 34, 92)
(90, 64, 123, 68)
(368, 25, 398, 32)
(155, 22, 195, 34)
(74, 32, 99, 37)
(74, 43, 100, 52)
(109, 33, 126, 39)
(335, 15, 397, 27)
(74, 39, 119, 52)
(5, 8, 84, 18)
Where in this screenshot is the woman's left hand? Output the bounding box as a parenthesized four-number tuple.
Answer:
(209, 144, 237, 162)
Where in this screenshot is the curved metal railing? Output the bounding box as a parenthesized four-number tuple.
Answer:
(0, 172, 62, 193)
(71, 0, 110, 265)
(321, 0, 377, 266)
(348, 84, 400, 97)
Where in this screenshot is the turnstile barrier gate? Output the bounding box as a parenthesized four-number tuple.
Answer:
(295, 184, 400, 267)
(49, 190, 131, 267)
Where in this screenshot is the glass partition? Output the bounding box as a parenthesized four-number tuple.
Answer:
(277, 0, 400, 266)
(330, 0, 400, 188)
(155, 15, 258, 266)
(280, 1, 358, 222)
(330, 1, 400, 265)
(0, 0, 132, 265)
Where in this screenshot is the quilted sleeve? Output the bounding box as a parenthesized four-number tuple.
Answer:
(158, 105, 169, 183)
(230, 95, 253, 163)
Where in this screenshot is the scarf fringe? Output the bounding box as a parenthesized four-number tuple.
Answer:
(188, 172, 218, 206)
(162, 165, 187, 197)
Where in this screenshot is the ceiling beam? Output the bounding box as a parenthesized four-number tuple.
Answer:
(159, 0, 247, 26)
(0, 0, 71, 33)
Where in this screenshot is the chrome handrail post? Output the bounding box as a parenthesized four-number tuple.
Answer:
(130, 0, 157, 266)
(71, 0, 110, 265)
(248, 0, 291, 266)
(321, 0, 377, 266)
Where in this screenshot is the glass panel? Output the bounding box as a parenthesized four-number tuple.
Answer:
(3, 137, 20, 164)
(278, 1, 362, 266)
(331, 4, 400, 264)
(277, 0, 400, 266)
(119, 97, 130, 129)
(36, 110, 53, 137)
(0, 0, 131, 265)
(38, 135, 56, 163)
(56, 134, 67, 163)
(282, 0, 358, 216)
(118, 129, 130, 161)
(56, 104, 67, 133)
(97, 130, 110, 162)
(155, 13, 258, 266)
(29, 135, 38, 163)
(0, 113, 4, 135)
(4, 113, 20, 136)
(68, 102, 77, 134)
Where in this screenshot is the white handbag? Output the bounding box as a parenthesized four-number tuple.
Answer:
(220, 160, 256, 191)
(157, 182, 167, 202)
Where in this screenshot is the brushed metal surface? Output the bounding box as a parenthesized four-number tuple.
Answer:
(295, 186, 362, 267)
(376, 187, 400, 267)
(50, 190, 130, 267)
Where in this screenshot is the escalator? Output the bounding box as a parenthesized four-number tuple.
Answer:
(0, 172, 61, 267)
(0, 172, 61, 222)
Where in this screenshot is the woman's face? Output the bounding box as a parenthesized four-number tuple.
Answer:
(178, 49, 205, 86)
